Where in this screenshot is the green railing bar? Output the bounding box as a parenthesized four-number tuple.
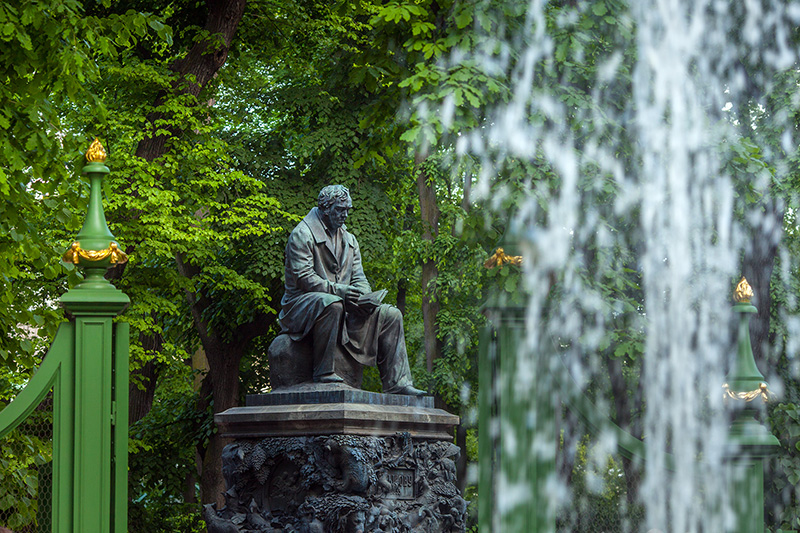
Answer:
(0, 138, 131, 532)
(0, 323, 72, 440)
(112, 321, 129, 532)
(52, 323, 76, 533)
(477, 325, 495, 532)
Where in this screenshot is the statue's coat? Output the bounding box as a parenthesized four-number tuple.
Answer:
(279, 207, 385, 366)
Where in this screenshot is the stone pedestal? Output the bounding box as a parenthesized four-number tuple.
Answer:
(208, 383, 466, 533)
(268, 334, 364, 389)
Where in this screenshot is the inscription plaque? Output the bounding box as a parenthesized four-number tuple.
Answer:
(387, 468, 415, 499)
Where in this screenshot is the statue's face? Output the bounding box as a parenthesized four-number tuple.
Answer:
(322, 196, 352, 230)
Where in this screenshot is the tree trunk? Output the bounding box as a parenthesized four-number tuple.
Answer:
(175, 253, 274, 504)
(116, 0, 248, 431)
(128, 356, 160, 425)
(198, 340, 243, 506)
(128, 317, 164, 424)
(194, 320, 273, 504)
(606, 355, 642, 505)
(461, 170, 471, 214)
(455, 423, 468, 495)
(416, 154, 442, 373)
(396, 203, 416, 317)
(135, 0, 247, 163)
(742, 196, 783, 372)
(396, 277, 407, 316)
(112, 0, 249, 502)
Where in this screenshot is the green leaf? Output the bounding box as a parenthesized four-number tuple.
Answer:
(455, 9, 472, 29)
(17, 31, 32, 50)
(464, 87, 481, 108)
(399, 126, 420, 143)
(556, 40, 569, 63)
(592, 2, 608, 16)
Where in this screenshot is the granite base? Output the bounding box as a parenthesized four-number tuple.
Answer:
(207, 384, 466, 533)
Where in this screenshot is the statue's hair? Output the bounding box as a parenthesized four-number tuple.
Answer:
(318, 184, 351, 210)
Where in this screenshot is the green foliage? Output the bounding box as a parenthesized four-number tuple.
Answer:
(0, 367, 52, 530)
(767, 403, 800, 531)
(0, 426, 50, 530)
(557, 436, 644, 532)
(128, 363, 211, 533)
(354, 0, 517, 155)
(0, 1, 166, 370)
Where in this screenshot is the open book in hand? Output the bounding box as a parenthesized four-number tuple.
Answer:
(356, 289, 388, 308)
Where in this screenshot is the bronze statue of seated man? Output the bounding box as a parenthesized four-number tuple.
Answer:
(271, 184, 425, 396)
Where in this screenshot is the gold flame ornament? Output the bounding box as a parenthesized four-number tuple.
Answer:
(484, 247, 523, 269)
(734, 277, 754, 304)
(63, 241, 128, 265)
(85, 138, 107, 163)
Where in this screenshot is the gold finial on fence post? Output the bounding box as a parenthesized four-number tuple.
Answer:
(733, 277, 753, 304)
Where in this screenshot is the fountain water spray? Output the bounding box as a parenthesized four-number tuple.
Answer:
(459, 0, 800, 530)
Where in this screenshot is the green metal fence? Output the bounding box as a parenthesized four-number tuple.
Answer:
(0, 389, 53, 532)
(0, 140, 130, 533)
(478, 270, 777, 532)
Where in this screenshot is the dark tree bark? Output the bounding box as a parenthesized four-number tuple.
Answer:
(128, 351, 160, 425)
(135, 0, 248, 163)
(396, 277, 407, 316)
(126, 312, 166, 424)
(455, 423, 468, 494)
(176, 253, 274, 505)
(120, 0, 248, 421)
(194, 319, 272, 505)
(416, 154, 443, 373)
(461, 171, 471, 214)
(108, 0, 249, 504)
(742, 196, 783, 373)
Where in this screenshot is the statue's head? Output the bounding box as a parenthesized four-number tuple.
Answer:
(318, 185, 352, 230)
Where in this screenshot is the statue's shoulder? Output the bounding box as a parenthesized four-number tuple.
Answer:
(290, 209, 317, 239)
(343, 227, 358, 247)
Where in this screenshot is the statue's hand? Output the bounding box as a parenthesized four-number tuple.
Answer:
(344, 285, 363, 306)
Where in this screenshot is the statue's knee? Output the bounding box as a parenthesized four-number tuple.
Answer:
(322, 300, 345, 319)
(384, 305, 403, 324)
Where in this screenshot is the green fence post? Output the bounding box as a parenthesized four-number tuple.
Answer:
(479, 246, 556, 532)
(59, 139, 130, 533)
(724, 278, 779, 533)
(478, 318, 496, 532)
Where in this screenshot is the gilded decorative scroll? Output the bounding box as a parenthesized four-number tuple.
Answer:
(722, 382, 770, 402)
(63, 242, 128, 265)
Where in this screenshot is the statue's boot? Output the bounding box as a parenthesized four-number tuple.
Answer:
(390, 384, 427, 396)
(316, 373, 345, 383)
